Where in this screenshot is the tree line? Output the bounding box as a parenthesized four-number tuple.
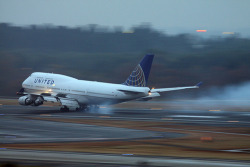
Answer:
(0, 23, 250, 97)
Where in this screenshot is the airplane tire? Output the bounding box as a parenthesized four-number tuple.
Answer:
(60, 106, 69, 112)
(75, 107, 81, 111)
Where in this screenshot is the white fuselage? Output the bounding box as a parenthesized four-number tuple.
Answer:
(22, 72, 150, 105)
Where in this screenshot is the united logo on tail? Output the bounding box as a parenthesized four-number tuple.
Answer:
(123, 64, 146, 87)
(123, 54, 154, 87)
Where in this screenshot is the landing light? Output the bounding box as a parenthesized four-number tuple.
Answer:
(52, 84, 56, 86)
(45, 89, 52, 93)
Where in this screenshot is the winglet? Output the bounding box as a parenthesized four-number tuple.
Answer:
(196, 81, 203, 87)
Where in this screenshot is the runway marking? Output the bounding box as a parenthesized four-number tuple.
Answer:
(3, 111, 250, 126)
(170, 115, 222, 119)
(222, 148, 250, 153)
(209, 110, 221, 111)
(4, 136, 16, 138)
(1, 137, 120, 141)
(168, 118, 250, 125)
(2, 112, 247, 127)
(161, 118, 173, 120)
(99, 116, 110, 118)
(40, 114, 51, 116)
(150, 108, 163, 110)
(29, 114, 250, 125)
(122, 154, 134, 156)
(227, 120, 239, 123)
(242, 113, 250, 116)
(161, 127, 250, 136)
(1, 149, 250, 167)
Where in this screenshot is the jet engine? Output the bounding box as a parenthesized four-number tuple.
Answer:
(34, 96, 44, 106)
(18, 96, 33, 105)
(18, 96, 44, 106)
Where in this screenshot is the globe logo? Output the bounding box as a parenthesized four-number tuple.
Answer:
(124, 65, 146, 87)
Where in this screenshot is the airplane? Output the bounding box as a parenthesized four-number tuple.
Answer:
(17, 54, 202, 111)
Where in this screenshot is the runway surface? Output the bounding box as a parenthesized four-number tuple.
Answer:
(0, 105, 184, 144)
(1, 149, 250, 167)
(1, 100, 250, 166)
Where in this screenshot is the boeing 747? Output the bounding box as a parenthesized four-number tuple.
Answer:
(17, 54, 202, 111)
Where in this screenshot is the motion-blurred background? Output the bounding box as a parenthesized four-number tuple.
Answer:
(0, 0, 250, 99)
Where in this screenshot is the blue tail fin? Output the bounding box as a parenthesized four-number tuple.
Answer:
(123, 54, 154, 87)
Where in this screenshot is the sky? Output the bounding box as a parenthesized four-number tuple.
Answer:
(0, 0, 250, 36)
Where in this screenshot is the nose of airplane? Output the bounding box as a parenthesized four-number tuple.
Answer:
(22, 76, 30, 87)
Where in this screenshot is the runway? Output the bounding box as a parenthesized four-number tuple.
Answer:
(1, 149, 250, 167)
(0, 105, 183, 144)
(1, 100, 250, 166)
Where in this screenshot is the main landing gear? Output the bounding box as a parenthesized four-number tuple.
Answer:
(60, 106, 70, 112)
(78, 105, 100, 112)
(60, 105, 100, 112)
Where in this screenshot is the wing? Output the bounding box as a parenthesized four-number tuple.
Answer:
(151, 82, 203, 93)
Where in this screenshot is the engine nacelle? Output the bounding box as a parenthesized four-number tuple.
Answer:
(34, 96, 44, 106)
(18, 96, 33, 105)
